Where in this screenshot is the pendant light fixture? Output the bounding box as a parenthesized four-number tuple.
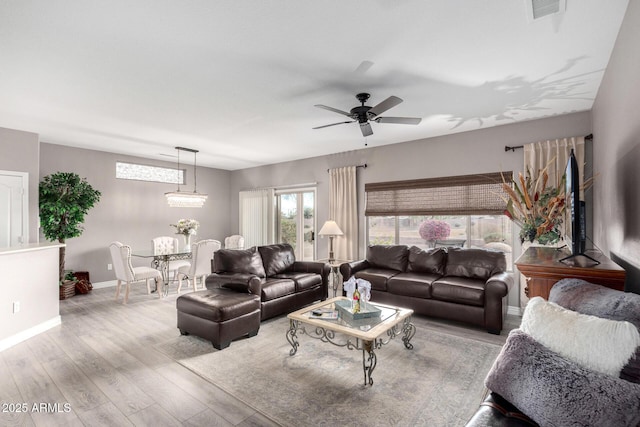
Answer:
(165, 146, 208, 208)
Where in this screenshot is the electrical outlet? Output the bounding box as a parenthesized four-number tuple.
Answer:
(13, 301, 20, 313)
(107, 263, 113, 271)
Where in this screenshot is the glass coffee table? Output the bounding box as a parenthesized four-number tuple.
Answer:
(286, 297, 415, 386)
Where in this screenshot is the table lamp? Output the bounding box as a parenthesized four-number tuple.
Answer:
(318, 220, 344, 263)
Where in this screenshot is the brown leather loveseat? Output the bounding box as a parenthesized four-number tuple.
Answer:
(340, 245, 513, 334)
(205, 243, 330, 320)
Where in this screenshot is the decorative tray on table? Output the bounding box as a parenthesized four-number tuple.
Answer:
(334, 299, 382, 320)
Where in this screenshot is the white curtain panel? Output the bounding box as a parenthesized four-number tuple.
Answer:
(524, 136, 585, 193)
(239, 188, 275, 248)
(329, 166, 358, 261)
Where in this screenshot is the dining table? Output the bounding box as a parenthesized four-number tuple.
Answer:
(131, 249, 192, 297)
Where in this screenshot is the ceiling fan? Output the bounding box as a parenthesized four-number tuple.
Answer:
(313, 93, 422, 137)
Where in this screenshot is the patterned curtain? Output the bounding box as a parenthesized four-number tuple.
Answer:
(524, 136, 585, 196)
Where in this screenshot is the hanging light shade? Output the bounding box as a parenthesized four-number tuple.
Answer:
(165, 147, 208, 208)
(165, 191, 208, 208)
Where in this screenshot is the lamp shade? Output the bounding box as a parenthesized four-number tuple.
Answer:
(318, 220, 344, 236)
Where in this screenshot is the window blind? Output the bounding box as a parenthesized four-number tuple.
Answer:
(239, 188, 275, 247)
(364, 172, 512, 216)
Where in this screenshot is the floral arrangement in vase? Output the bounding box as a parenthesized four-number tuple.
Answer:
(171, 219, 199, 252)
(500, 164, 565, 245)
(171, 218, 199, 236)
(418, 219, 451, 244)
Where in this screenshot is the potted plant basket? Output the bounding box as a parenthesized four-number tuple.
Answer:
(60, 271, 77, 300)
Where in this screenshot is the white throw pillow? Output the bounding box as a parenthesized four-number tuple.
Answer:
(521, 296, 640, 377)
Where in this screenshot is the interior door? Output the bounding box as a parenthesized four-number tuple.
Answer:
(277, 190, 315, 260)
(0, 171, 28, 248)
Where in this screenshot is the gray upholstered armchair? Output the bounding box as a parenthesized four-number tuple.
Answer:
(466, 279, 640, 427)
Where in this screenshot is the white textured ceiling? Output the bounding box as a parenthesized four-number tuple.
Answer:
(0, 0, 629, 170)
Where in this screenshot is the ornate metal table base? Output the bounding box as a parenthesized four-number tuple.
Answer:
(286, 317, 416, 386)
(150, 253, 192, 297)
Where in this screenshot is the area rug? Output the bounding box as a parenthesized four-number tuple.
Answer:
(164, 316, 502, 426)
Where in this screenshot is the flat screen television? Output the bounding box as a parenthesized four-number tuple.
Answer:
(560, 149, 598, 264)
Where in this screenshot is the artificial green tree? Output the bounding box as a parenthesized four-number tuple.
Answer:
(39, 172, 101, 281)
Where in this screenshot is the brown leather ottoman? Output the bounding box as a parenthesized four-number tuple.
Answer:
(176, 288, 261, 350)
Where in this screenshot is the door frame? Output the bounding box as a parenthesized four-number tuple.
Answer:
(275, 187, 317, 260)
(0, 170, 29, 246)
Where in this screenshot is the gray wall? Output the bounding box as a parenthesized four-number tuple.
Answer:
(231, 111, 592, 250)
(1, 111, 596, 308)
(1, 245, 61, 347)
(0, 126, 40, 242)
(231, 111, 593, 308)
(39, 143, 232, 282)
(592, 0, 640, 292)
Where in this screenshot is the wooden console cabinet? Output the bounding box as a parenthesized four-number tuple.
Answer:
(515, 246, 626, 300)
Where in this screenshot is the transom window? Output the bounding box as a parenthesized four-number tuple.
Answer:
(116, 161, 184, 184)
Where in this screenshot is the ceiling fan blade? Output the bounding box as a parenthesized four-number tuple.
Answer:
(360, 122, 373, 137)
(313, 121, 354, 129)
(375, 117, 422, 125)
(314, 104, 352, 117)
(353, 60, 374, 75)
(368, 96, 403, 117)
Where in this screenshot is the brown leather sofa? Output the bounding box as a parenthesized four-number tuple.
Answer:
(205, 243, 330, 320)
(340, 245, 513, 334)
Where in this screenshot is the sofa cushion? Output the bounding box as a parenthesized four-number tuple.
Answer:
(272, 272, 322, 292)
(354, 268, 400, 292)
(485, 329, 640, 427)
(550, 278, 640, 383)
(261, 278, 296, 301)
(431, 277, 485, 306)
(258, 244, 296, 277)
(366, 245, 409, 272)
(407, 246, 446, 275)
(521, 296, 640, 377)
(387, 272, 438, 299)
(214, 247, 266, 278)
(444, 248, 506, 280)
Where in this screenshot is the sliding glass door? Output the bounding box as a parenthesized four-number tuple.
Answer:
(276, 190, 315, 261)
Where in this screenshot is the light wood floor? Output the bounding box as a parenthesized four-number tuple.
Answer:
(0, 285, 521, 427)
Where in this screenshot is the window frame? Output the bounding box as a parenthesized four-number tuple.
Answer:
(115, 161, 185, 184)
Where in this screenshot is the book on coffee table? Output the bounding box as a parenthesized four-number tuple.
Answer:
(309, 308, 339, 320)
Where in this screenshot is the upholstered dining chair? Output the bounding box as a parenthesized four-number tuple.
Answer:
(109, 241, 162, 304)
(177, 239, 221, 293)
(151, 236, 191, 279)
(224, 234, 245, 249)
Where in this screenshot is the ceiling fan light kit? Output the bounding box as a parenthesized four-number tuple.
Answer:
(165, 146, 208, 208)
(313, 92, 422, 137)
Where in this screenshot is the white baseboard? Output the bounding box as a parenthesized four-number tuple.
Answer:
(0, 316, 62, 352)
(507, 305, 523, 317)
(92, 280, 117, 289)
